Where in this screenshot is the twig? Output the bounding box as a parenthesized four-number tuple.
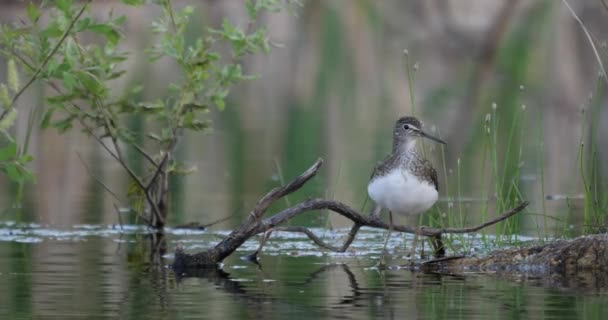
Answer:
(174, 215, 233, 230)
(250, 158, 323, 221)
(0, 0, 94, 120)
(253, 224, 362, 256)
(145, 151, 170, 192)
(76, 151, 122, 203)
(273, 226, 343, 251)
(113, 203, 124, 231)
(131, 142, 159, 168)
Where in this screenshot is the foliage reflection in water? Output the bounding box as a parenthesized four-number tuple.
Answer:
(0, 225, 607, 319)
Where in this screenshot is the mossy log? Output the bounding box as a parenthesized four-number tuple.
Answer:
(423, 234, 608, 274)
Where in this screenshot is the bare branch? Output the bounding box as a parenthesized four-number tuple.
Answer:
(273, 226, 343, 251)
(261, 198, 528, 237)
(249, 158, 323, 221)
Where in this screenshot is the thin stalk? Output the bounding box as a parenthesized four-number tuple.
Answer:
(490, 105, 503, 239)
(479, 125, 490, 246)
(561, 0, 608, 88)
(538, 119, 547, 238)
(456, 157, 467, 250)
(500, 106, 521, 208)
(274, 158, 291, 208)
(324, 161, 343, 233)
(578, 140, 590, 233)
(589, 77, 605, 226)
(404, 52, 417, 116)
(439, 141, 456, 251)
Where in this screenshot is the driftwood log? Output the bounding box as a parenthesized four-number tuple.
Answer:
(173, 158, 531, 271)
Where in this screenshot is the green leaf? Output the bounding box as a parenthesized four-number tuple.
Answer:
(27, 2, 42, 22)
(0, 84, 10, 108)
(40, 107, 56, 128)
(19, 154, 33, 163)
(246, 0, 258, 20)
(5, 163, 34, 183)
(62, 71, 77, 90)
(46, 61, 71, 78)
(4, 163, 22, 182)
(212, 90, 229, 111)
(76, 71, 105, 96)
(52, 115, 76, 132)
(64, 38, 80, 63)
(108, 70, 127, 80)
(75, 17, 92, 32)
(183, 103, 209, 112)
(121, 0, 145, 5)
(136, 100, 165, 114)
(168, 162, 197, 176)
(0, 143, 17, 161)
(56, 0, 73, 14)
(47, 93, 76, 105)
(17, 166, 35, 182)
(40, 22, 63, 38)
(88, 24, 121, 46)
(0, 108, 17, 130)
(146, 132, 164, 142)
(213, 95, 225, 111)
(182, 118, 210, 131)
(7, 59, 20, 93)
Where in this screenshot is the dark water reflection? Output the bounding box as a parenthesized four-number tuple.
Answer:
(1, 228, 607, 319)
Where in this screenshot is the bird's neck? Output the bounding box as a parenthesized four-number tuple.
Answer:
(393, 138, 416, 156)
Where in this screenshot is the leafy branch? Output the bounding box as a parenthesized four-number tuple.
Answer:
(0, 0, 297, 227)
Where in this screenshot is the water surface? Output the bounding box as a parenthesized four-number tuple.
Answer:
(1, 224, 606, 319)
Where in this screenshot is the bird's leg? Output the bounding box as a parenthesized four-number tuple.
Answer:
(408, 226, 420, 260)
(430, 234, 446, 258)
(378, 211, 394, 268)
(370, 203, 382, 219)
(421, 236, 426, 259)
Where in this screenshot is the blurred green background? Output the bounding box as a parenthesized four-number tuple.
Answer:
(0, 0, 607, 236)
(2, 1, 608, 319)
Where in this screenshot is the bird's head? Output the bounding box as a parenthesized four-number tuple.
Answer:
(393, 116, 446, 153)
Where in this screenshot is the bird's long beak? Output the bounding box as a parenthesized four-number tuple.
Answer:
(419, 130, 446, 145)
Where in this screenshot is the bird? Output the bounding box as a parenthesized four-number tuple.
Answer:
(367, 116, 445, 265)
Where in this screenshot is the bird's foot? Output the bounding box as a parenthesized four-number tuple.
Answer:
(375, 253, 390, 270)
(406, 226, 429, 260)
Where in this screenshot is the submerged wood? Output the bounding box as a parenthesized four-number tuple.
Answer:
(423, 234, 608, 274)
(173, 159, 529, 270)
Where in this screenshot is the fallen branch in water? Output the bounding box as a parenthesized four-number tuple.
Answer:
(173, 159, 528, 270)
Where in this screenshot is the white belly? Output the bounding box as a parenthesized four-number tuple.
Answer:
(367, 169, 438, 216)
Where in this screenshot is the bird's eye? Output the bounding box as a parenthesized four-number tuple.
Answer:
(403, 124, 410, 130)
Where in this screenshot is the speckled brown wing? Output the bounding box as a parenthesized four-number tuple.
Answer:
(369, 154, 398, 181)
(423, 159, 439, 192)
(409, 157, 439, 192)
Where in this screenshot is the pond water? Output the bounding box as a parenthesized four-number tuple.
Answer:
(1, 223, 606, 319)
